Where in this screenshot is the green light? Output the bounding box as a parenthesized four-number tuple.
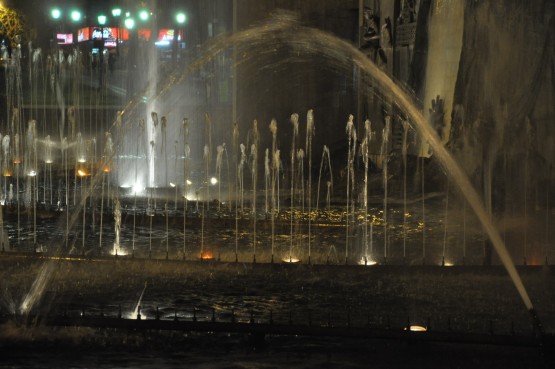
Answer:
(98, 15, 107, 26)
(124, 18, 135, 30)
(139, 10, 149, 21)
(70, 10, 81, 22)
(176, 12, 186, 24)
(51, 8, 62, 20)
(112, 8, 122, 17)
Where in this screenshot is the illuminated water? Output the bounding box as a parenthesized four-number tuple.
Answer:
(0, 13, 552, 355)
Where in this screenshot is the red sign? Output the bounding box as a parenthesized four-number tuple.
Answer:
(77, 27, 90, 42)
(77, 27, 130, 45)
(137, 29, 183, 42)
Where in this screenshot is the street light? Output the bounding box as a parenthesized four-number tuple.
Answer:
(124, 18, 135, 30)
(173, 12, 187, 63)
(98, 15, 107, 26)
(51, 8, 62, 20)
(110, 8, 123, 54)
(138, 9, 149, 22)
(70, 10, 81, 22)
(176, 12, 186, 24)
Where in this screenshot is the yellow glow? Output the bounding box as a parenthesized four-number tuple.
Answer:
(282, 256, 301, 263)
(77, 169, 88, 177)
(13, 159, 21, 164)
(103, 167, 111, 173)
(408, 325, 427, 332)
(358, 257, 377, 266)
(110, 247, 128, 256)
(200, 251, 214, 260)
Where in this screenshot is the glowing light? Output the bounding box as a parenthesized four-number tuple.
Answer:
(186, 179, 192, 185)
(210, 177, 218, 185)
(169, 182, 176, 188)
(77, 158, 86, 163)
(155, 40, 170, 46)
(112, 8, 122, 17)
(110, 247, 128, 256)
(45, 159, 53, 164)
(103, 167, 111, 173)
(443, 262, 454, 267)
(358, 257, 377, 266)
(405, 325, 428, 332)
(200, 251, 214, 260)
(282, 257, 301, 263)
(77, 169, 88, 177)
(28, 170, 37, 177)
(98, 15, 107, 26)
(176, 12, 187, 24)
(133, 184, 143, 195)
(70, 10, 82, 22)
(13, 159, 21, 164)
(139, 10, 149, 21)
(124, 18, 135, 30)
(51, 8, 62, 20)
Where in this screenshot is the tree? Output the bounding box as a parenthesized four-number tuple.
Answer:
(0, 5, 32, 54)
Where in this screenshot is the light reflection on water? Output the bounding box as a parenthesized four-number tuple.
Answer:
(3, 198, 554, 344)
(3, 198, 491, 266)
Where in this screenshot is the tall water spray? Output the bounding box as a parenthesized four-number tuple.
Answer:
(361, 120, 372, 264)
(265, 148, 270, 214)
(316, 145, 333, 211)
(270, 119, 278, 214)
(305, 110, 315, 263)
(216, 144, 225, 211)
(183, 133, 190, 259)
(204, 114, 213, 202)
(2, 135, 10, 199)
(238, 143, 246, 212)
(289, 113, 299, 261)
(149, 112, 159, 188)
(272, 149, 281, 262)
(250, 143, 258, 261)
(345, 115, 357, 263)
(161, 116, 168, 187)
(100, 133, 114, 254)
(380, 117, 390, 261)
(43, 135, 53, 204)
(402, 120, 410, 258)
(296, 148, 305, 255)
(201, 144, 210, 258)
(113, 198, 122, 256)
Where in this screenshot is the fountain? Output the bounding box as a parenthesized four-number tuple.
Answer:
(0, 7, 552, 357)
